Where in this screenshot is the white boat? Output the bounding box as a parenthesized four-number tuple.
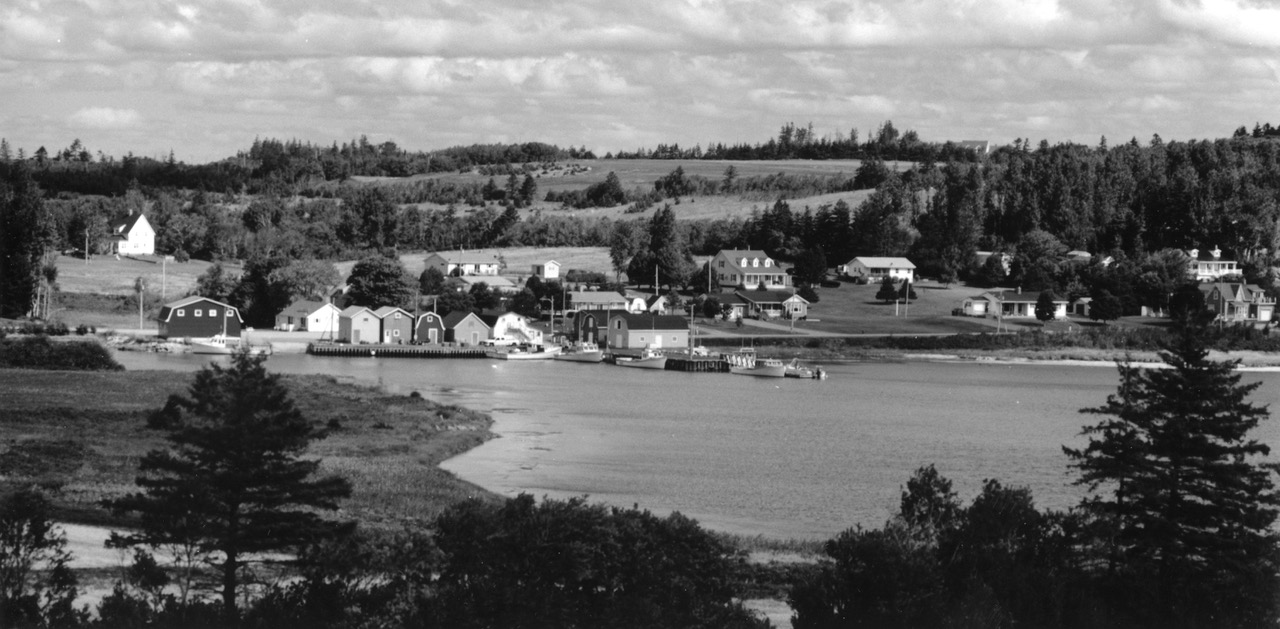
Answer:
(784, 358, 827, 379)
(554, 342, 605, 363)
(486, 344, 563, 360)
(726, 349, 786, 378)
(614, 348, 668, 370)
(191, 334, 272, 356)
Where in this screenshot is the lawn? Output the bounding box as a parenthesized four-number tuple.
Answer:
(0, 367, 498, 530)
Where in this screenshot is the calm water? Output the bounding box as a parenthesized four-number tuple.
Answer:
(114, 351, 1280, 539)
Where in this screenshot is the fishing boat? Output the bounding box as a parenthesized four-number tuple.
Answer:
(554, 341, 605, 363)
(726, 348, 786, 378)
(614, 347, 668, 370)
(191, 334, 272, 356)
(486, 344, 563, 360)
(784, 357, 827, 379)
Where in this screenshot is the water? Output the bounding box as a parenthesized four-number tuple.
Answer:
(114, 351, 1280, 540)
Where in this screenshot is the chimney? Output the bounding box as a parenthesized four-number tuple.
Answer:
(1017, 286, 1022, 295)
(1212, 246, 1221, 260)
(1189, 248, 1199, 259)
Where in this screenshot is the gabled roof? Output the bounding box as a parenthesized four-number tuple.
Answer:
(372, 306, 412, 318)
(985, 290, 1065, 304)
(1202, 282, 1272, 302)
(157, 295, 242, 323)
(340, 305, 374, 317)
(568, 291, 628, 305)
(416, 311, 445, 324)
(114, 213, 146, 234)
(736, 290, 808, 304)
(442, 310, 489, 329)
(427, 251, 501, 265)
(280, 299, 334, 318)
(716, 249, 777, 272)
(477, 310, 530, 327)
(608, 312, 689, 331)
(846, 257, 916, 269)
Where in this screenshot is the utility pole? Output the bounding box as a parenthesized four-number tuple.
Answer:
(84, 229, 89, 265)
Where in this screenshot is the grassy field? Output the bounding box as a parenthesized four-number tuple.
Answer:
(0, 368, 498, 530)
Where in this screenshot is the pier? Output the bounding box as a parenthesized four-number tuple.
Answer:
(664, 357, 731, 373)
(307, 343, 487, 359)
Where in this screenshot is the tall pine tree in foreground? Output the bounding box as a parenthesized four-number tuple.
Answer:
(1065, 313, 1280, 628)
(107, 351, 352, 621)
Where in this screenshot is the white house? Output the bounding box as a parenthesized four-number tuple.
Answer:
(479, 311, 544, 345)
(710, 249, 790, 289)
(1187, 247, 1240, 282)
(274, 300, 341, 334)
(568, 291, 635, 312)
(424, 251, 501, 277)
(531, 260, 560, 280)
(110, 213, 155, 255)
(842, 257, 916, 283)
(960, 290, 1068, 319)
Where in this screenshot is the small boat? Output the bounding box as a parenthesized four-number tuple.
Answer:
(614, 347, 668, 370)
(784, 358, 827, 379)
(726, 349, 786, 378)
(191, 334, 272, 356)
(554, 341, 605, 363)
(486, 344, 563, 360)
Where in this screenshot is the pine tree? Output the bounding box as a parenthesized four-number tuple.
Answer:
(875, 276, 898, 303)
(106, 352, 352, 620)
(1064, 319, 1280, 627)
(0, 163, 52, 318)
(1034, 290, 1057, 325)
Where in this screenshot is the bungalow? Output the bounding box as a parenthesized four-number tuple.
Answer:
(842, 257, 915, 283)
(111, 213, 155, 256)
(1187, 247, 1240, 282)
(443, 311, 492, 346)
(711, 249, 791, 289)
(708, 293, 749, 321)
(531, 260, 561, 280)
(479, 311, 543, 345)
(156, 296, 242, 339)
(415, 311, 447, 344)
(450, 275, 520, 295)
(736, 290, 809, 319)
(606, 312, 689, 350)
(374, 306, 414, 344)
(274, 300, 340, 333)
(424, 251, 500, 277)
(338, 306, 380, 344)
(971, 290, 1069, 319)
(1202, 282, 1275, 323)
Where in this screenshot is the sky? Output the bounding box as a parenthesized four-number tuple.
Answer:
(3, 0, 1280, 164)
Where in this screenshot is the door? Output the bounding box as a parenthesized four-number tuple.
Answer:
(471, 331, 480, 345)
(353, 329, 360, 344)
(428, 329, 438, 343)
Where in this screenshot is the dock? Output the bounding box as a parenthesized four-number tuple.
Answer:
(664, 357, 731, 373)
(307, 343, 487, 359)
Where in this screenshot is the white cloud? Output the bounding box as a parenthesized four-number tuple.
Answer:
(68, 107, 141, 129)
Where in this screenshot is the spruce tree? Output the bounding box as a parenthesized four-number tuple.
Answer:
(875, 275, 898, 303)
(0, 164, 51, 319)
(1064, 318, 1280, 627)
(106, 352, 352, 620)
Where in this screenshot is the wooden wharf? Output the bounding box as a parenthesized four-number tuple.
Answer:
(307, 343, 487, 359)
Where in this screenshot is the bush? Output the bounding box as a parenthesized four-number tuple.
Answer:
(0, 336, 123, 370)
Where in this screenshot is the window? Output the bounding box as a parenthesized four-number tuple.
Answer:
(176, 309, 185, 317)
(393, 329, 400, 337)
(210, 309, 219, 317)
(718, 260, 724, 268)
(194, 309, 202, 317)
(394, 312, 401, 319)
(764, 259, 772, 267)
(226, 309, 234, 317)
(615, 320, 622, 329)
(752, 258, 759, 267)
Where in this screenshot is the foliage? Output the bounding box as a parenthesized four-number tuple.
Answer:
(792, 249, 828, 286)
(418, 266, 446, 296)
(797, 284, 819, 303)
(345, 254, 414, 309)
(192, 262, 239, 303)
(1064, 319, 1280, 628)
(0, 163, 53, 318)
(0, 336, 122, 370)
(435, 290, 475, 316)
(875, 276, 898, 303)
(105, 351, 353, 619)
(0, 488, 88, 629)
(429, 494, 768, 628)
(268, 259, 340, 302)
(1034, 290, 1058, 324)
(1088, 288, 1122, 323)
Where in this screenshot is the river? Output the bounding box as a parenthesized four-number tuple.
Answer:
(114, 351, 1280, 540)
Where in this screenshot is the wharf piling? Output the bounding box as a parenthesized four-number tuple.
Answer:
(665, 357, 730, 373)
(307, 343, 487, 359)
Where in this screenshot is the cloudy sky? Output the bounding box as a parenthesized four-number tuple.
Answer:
(3, 0, 1279, 163)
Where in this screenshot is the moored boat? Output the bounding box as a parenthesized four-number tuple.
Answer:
(784, 358, 827, 379)
(191, 334, 272, 356)
(614, 347, 668, 370)
(554, 341, 605, 363)
(486, 344, 563, 360)
(726, 349, 786, 378)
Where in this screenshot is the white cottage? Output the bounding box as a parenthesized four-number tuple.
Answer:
(111, 213, 155, 255)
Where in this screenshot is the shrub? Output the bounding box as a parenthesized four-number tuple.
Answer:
(0, 336, 123, 370)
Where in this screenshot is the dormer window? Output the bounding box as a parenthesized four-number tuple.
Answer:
(740, 258, 748, 266)
(752, 259, 759, 267)
(764, 259, 772, 267)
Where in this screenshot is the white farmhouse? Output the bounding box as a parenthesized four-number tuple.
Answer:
(111, 213, 155, 255)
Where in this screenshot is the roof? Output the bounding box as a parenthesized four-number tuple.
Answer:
(157, 295, 241, 323)
(416, 311, 445, 324)
(847, 257, 916, 269)
(716, 249, 777, 272)
(373, 306, 412, 318)
(340, 305, 374, 317)
(478, 311, 530, 326)
(736, 290, 806, 304)
(1202, 282, 1270, 301)
(279, 299, 332, 318)
(454, 275, 518, 288)
(427, 251, 501, 265)
(568, 291, 628, 305)
(114, 213, 146, 234)
(608, 312, 689, 331)
(442, 311, 489, 329)
(956, 140, 990, 153)
(985, 290, 1065, 303)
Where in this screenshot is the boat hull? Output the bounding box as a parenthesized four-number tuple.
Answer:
(730, 364, 787, 378)
(554, 350, 605, 363)
(487, 346, 563, 360)
(615, 356, 668, 369)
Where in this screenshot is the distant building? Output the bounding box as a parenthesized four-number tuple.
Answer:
(842, 257, 916, 283)
(424, 251, 501, 277)
(568, 291, 633, 312)
(606, 313, 689, 350)
(963, 290, 1068, 319)
(111, 213, 154, 256)
(274, 300, 340, 333)
(1186, 247, 1240, 282)
(956, 140, 991, 156)
(531, 260, 560, 280)
(156, 296, 242, 339)
(1201, 282, 1275, 323)
(711, 249, 790, 289)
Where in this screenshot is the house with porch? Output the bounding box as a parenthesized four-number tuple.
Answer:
(338, 306, 380, 344)
(374, 306, 414, 344)
(568, 290, 634, 312)
(1187, 247, 1240, 282)
(156, 296, 242, 339)
(711, 249, 791, 289)
(443, 311, 492, 346)
(606, 313, 690, 350)
(424, 251, 501, 277)
(841, 257, 915, 283)
(966, 290, 1068, 319)
(415, 311, 447, 344)
(1201, 282, 1275, 324)
(274, 300, 340, 333)
(735, 290, 810, 319)
(111, 212, 155, 256)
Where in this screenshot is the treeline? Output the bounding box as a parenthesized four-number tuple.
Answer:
(1233, 121, 1280, 139)
(609, 120, 987, 163)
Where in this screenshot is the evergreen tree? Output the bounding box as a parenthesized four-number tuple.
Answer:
(1034, 290, 1057, 324)
(106, 352, 352, 620)
(1064, 320, 1280, 627)
(0, 164, 52, 318)
(875, 276, 898, 303)
(647, 204, 695, 288)
(1088, 288, 1122, 324)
